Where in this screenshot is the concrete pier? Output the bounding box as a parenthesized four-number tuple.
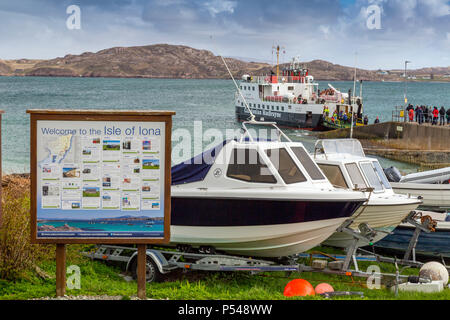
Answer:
(317, 122, 450, 168)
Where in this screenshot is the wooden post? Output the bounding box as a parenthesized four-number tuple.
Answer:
(56, 244, 66, 297)
(137, 244, 147, 299)
(0, 112, 3, 228)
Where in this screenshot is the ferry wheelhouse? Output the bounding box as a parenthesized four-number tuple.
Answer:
(235, 57, 364, 130)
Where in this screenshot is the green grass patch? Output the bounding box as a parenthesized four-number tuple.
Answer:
(1, 245, 449, 300)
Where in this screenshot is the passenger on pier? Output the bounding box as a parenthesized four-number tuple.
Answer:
(423, 106, 429, 123)
(432, 106, 439, 125)
(446, 108, 450, 125)
(343, 113, 348, 123)
(363, 115, 369, 125)
(408, 108, 414, 122)
(427, 107, 433, 124)
(414, 105, 419, 122)
(374, 116, 380, 124)
(439, 106, 446, 126)
(417, 107, 424, 124)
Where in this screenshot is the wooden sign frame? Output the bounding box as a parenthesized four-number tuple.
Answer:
(0, 111, 4, 228)
(28, 109, 175, 245)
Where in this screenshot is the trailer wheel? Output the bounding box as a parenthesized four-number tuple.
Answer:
(131, 256, 164, 283)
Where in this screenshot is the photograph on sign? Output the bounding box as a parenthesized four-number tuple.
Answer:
(36, 120, 166, 239)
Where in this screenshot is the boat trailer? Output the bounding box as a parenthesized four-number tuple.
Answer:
(83, 244, 430, 288)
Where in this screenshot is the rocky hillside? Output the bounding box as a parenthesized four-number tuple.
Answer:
(0, 44, 267, 79)
(0, 44, 448, 81)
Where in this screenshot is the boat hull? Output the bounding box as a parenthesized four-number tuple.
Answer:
(171, 218, 351, 258)
(374, 222, 450, 258)
(323, 201, 420, 248)
(391, 182, 450, 209)
(170, 197, 364, 257)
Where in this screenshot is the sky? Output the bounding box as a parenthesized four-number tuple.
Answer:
(0, 0, 449, 69)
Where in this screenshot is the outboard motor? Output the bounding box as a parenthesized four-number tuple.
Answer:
(384, 166, 402, 183)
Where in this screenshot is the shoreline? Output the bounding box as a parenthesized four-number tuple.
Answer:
(1, 75, 450, 83)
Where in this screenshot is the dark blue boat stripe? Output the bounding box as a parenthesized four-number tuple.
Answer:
(171, 198, 364, 227)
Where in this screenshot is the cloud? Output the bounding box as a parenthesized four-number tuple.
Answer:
(0, 0, 448, 69)
(204, 0, 237, 16)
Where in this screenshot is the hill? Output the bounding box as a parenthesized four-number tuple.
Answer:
(0, 44, 449, 81)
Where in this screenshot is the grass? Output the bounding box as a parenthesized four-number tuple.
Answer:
(0, 245, 449, 300)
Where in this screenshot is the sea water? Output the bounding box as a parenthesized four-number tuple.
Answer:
(0, 76, 448, 174)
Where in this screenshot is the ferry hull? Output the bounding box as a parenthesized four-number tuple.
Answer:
(170, 197, 364, 257)
(235, 106, 323, 130)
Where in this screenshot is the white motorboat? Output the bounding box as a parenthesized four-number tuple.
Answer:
(400, 167, 450, 184)
(169, 125, 368, 258)
(390, 182, 450, 210)
(312, 139, 422, 248)
(384, 166, 450, 210)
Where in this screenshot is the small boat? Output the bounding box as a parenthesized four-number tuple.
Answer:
(169, 123, 368, 258)
(322, 116, 365, 130)
(312, 139, 422, 248)
(400, 167, 450, 184)
(385, 166, 450, 210)
(374, 211, 450, 258)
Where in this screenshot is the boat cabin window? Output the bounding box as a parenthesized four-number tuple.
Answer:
(227, 148, 277, 184)
(373, 161, 392, 189)
(318, 164, 349, 189)
(266, 148, 307, 184)
(360, 162, 383, 192)
(345, 163, 368, 189)
(291, 147, 326, 181)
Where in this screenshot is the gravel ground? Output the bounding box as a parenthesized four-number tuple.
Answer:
(33, 295, 151, 300)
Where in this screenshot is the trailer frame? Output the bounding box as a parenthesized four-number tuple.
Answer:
(83, 244, 430, 287)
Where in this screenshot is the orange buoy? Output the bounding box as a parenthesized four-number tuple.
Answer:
(315, 283, 334, 295)
(283, 279, 315, 297)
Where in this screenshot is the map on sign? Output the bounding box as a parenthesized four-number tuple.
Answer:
(39, 135, 80, 167)
(35, 120, 166, 239)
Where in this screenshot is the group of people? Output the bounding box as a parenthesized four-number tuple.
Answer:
(406, 104, 450, 126)
(323, 106, 369, 125)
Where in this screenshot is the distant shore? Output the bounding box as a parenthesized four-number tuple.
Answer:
(1, 74, 449, 83)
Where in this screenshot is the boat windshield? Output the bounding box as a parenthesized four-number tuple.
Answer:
(227, 148, 277, 184)
(317, 164, 349, 189)
(373, 161, 392, 189)
(321, 139, 365, 158)
(359, 162, 383, 192)
(291, 147, 325, 180)
(266, 148, 307, 184)
(345, 163, 368, 189)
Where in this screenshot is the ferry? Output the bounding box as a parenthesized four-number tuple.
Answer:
(235, 47, 364, 130)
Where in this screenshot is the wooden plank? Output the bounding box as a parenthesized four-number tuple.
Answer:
(56, 244, 66, 297)
(0, 113, 3, 228)
(137, 244, 147, 299)
(26, 109, 176, 116)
